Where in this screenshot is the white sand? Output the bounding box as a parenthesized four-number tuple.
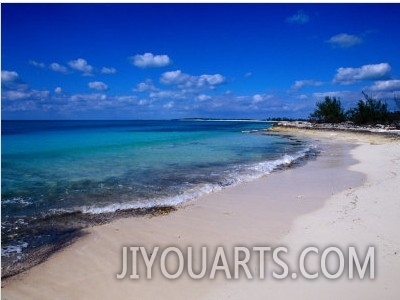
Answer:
(211, 129, 400, 299)
(2, 130, 399, 299)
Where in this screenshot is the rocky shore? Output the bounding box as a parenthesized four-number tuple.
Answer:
(271, 121, 400, 137)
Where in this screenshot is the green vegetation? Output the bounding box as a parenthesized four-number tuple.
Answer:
(346, 92, 390, 125)
(309, 96, 345, 123)
(309, 92, 400, 125)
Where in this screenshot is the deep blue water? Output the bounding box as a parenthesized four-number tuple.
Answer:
(1, 120, 314, 270)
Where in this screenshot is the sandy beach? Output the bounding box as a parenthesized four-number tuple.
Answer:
(2, 128, 400, 299)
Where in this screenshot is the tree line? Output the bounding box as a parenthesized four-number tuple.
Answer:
(309, 92, 400, 125)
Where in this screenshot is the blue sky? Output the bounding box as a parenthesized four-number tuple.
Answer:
(2, 3, 400, 120)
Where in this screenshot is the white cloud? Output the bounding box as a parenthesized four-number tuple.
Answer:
(2, 90, 29, 100)
(32, 90, 50, 100)
(70, 93, 107, 102)
(286, 10, 309, 24)
(1, 70, 30, 92)
(88, 81, 108, 91)
(163, 101, 174, 109)
(297, 94, 308, 100)
(138, 99, 149, 106)
(252, 94, 263, 103)
(198, 74, 225, 86)
(251, 93, 273, 104)
(370, 80, 400, 92)
(196, 94, 211, 102)
(29, 60, 46, 68)
(149, 90, 188, 100)
(160, 70, 225, 88)
(55, 87, 63, 94)
(2, 89, 49, 101)
(68, 58, 93, 74)
(134, 79, 157, 92)
(64, 94, 112, 112)
(50, 62, 68, 73)
(245, 72, 252, 78)
(2, 100, 37, 112)
(54, 93, 149, 114)
(327, 33, 362, 48)
(333, 63, 391, 85)
(160, 70, 189, 85)
(101, 67, 117, 74)
(1, 70, 19, 82)
(131, 52, 171, 68)
(291, 79, 323, 91)
(1, 70, 50, 105)
(115, 95, 137, 103)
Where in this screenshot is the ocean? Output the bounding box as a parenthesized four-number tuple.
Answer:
(1, 120, 316, 277)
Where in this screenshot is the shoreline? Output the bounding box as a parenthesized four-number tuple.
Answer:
(3, 128, 400, 299)
(269, 121, 400, 139)
(1, 131, 314, 280)
(1, 205, 177, 280)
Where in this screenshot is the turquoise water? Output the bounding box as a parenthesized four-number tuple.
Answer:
(1, 120, 314, 270)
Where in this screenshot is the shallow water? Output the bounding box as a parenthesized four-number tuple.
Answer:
(1, 120, 315, 276)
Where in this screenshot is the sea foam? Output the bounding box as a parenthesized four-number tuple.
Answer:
(81, 145, 316, 215)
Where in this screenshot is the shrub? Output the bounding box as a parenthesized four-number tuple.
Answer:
(309, 96, 345, 123)
(347, 92, 390, 125)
